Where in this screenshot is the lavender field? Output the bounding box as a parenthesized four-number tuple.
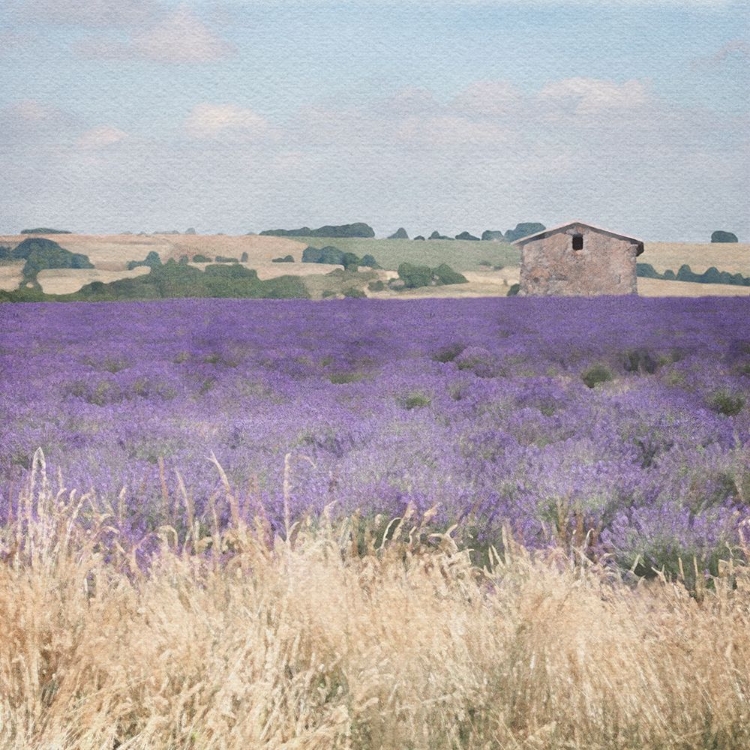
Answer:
(2, 296, 749, 580)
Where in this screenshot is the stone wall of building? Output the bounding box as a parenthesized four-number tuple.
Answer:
(519, 224, 639, 296)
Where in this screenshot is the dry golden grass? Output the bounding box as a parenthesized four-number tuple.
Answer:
(165, 235, 307, 265)
(638, 277, 750, 297)
(36, 267, 152, 295)
(0, 235, 173, 272)
(642, 243, 750, 275)
(0, 262, 24, 291)
(2, 454, 750, 749)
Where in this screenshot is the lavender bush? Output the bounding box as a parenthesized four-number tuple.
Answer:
(1, 296, 748, 581)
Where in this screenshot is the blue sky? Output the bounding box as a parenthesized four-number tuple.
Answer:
(0, 0, 747, 240)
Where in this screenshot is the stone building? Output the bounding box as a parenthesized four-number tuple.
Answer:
(513, 221, 644, 296)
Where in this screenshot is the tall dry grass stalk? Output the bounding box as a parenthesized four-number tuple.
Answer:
(2, 454, 750, 748)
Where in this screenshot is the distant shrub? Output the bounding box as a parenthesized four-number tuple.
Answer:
(367, 280, 385, 292)
(478, 260, 493, 267)
(711, 230, 738, 243)
(582, 364, 614, 388)
(214, 256, 239, 263)
(204, 264, 259, 280)
(261, 222, 375, 238)
(272, 255, 295, 263)
(11, 237, 94, 279)
(636, 263, 660, 279)
(342, 252, 360, 271)
(388, 227, 409, 239)
(322, 290, 337, 298)
(302, 245, 348, 265)
(360, 254, 379, 268)
(20, 227, 71, 234)
(128, 251, 162, 270)
(397, 263, 433, 289)
(342, 287, 366, 298)
(178, 255, 189, 265)
(192, 254, 210, 263)
(262, 275, 309, 299)
(413, 235, 425, 241)
(240, 252, 249, 262)
(433, 264, 468, 285)
(428, 231, 451, 240)
(507, 283, 520, 296)
(708, 389, 745, 416)
(481, 230, 505, 241)
(505, 223, 545, 242)
(455, 231, 479, 241)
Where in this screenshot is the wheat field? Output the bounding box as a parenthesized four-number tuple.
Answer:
(2, 458, 750, 749)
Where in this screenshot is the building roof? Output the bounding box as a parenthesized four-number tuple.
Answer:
(511, 221, 644, 253)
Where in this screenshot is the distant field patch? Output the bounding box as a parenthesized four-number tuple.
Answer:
(37, 266, 152, 295)
(642, 242, 749, 275)
(285, 236, 520, 272)
(638, 277, 750, 297)
(0, 262, 24, 291)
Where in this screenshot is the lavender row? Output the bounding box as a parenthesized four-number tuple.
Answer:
(2, 296, 749, 577)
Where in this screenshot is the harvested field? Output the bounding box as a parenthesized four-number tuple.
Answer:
(36, 266, 152, 295)
(642, 242, 750, 275)
(638, 277, 750, 297)
(0, 262, 24, 291)
(165, 234, 306, 264)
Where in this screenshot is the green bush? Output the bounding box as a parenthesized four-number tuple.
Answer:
(127, 251, 162, 270)
(240, 252, 249, 262)
(397, 262, 433, 289)
(507, 283, 520, 296)
(214, 256, 239, 263)
(20, 228, 71, 234)
(302, 246, 348, 265)
(192, 254, 210, 263)
(433, 263, 468, 285)
(711, 230, 738, 243)
(582, 364, 614, 389)
(343, 287, 366, 298)
(12, 237, 94, 279)
(272, 255, 295, 263)
(367, 280, 385, 292)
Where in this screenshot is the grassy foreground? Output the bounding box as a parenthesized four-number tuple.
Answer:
(2, 457, 750, 749)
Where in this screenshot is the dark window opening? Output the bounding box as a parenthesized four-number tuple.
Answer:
(572, 234, 583, 251)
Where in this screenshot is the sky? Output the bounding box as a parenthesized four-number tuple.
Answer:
(0, 0, 747, 241)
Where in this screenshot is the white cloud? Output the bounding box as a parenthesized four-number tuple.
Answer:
(537, 78, 650, 115)
(75, 8, 233, 63)
(184, 103, 276, 141)
(452, 80, 522, 117)
(77, 125, 129, 149)
(132, 8, 233, 63)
